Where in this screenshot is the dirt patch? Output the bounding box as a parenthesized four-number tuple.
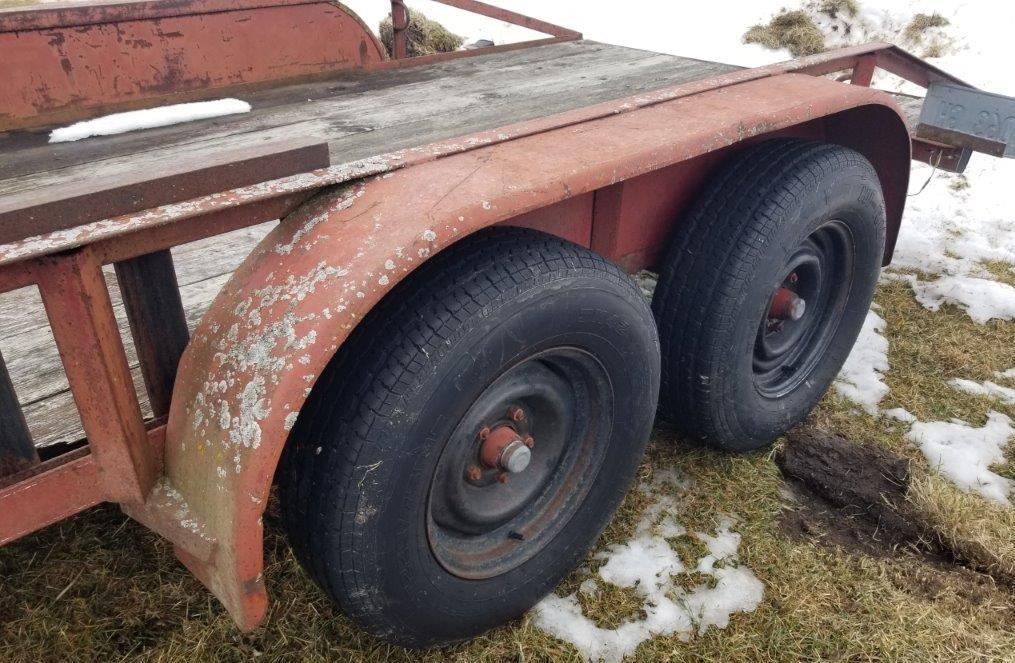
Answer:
(779, 479, 933, 559)
(777, 427, 924, 545)
(777, 427, 1015, 595)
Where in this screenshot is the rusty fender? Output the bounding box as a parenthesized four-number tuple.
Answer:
(151, 73, 911, 629)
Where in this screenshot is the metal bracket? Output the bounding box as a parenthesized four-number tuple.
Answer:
(917, 82, 1015, 159)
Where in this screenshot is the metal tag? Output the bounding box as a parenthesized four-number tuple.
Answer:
(917, 82, 1015, 158)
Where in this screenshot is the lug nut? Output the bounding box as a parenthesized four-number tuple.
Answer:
(497, 472, 509, 484)
(523, 435, 535, 448)
(509, 406, 525, 422)
(466, 465, 483, 482)
(479, 426, 491, 441)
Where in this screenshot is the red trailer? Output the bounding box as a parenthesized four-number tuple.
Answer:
(0, 0, 1007, 647)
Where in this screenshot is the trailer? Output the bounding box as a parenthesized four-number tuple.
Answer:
(0, 0, 1010, 648)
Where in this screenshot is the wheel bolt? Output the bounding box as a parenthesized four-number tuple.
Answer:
(788, 272, 799, 284)
(509, 406, 525, 422)
(497, 472, 509, 484)
(479, 426, 491, 441)
(466, 465, 483, 482)
(523, 435, 535, 448)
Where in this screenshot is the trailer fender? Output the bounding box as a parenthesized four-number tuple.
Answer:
(156, 73, 911, 629)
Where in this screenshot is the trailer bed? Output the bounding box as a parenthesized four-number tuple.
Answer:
(0, 40, 927, 452)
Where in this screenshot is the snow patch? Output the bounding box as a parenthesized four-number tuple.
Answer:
(884, 407, 917, 423)
(49, 99, 251, 143)
(908, 275, 1015, 324)
(950, 378, 1015, 405)
(906, 412, 1014, 506)
(834, 310, 890, 413)
(532, 472, 764, 662)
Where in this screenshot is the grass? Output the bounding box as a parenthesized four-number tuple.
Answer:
(3, 386, 1014, 661)
(743, 10, 827, 56)
(2, 279, 1015, 661)
(378, 8, 464, 58)
(902, 12, 952, 58)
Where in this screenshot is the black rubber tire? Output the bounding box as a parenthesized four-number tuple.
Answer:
(278, 228, 660, 648)
(652, 139, 886, 452)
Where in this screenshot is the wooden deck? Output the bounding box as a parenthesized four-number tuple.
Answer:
(0, 40, 741, 449)
(0, 40, 926, 450)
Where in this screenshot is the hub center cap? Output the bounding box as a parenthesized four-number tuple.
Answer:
(480, 424, 533, 474)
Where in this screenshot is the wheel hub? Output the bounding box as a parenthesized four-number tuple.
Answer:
(753, 220, 855, 398)
(478, 424, 533, 474)
(426, 349, 614, 579)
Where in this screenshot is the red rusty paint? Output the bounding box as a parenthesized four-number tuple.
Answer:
(0, 43, 926, 270)
(34, 248, 159, 504)
(0, 0, 385, 130)
(431, 0, 581, 40)
(0, 449, 102, 545)
(769, 287, 805, 320)
(0, 423, 165, 545)
(480, 426, 524, 469)
(159, 72, 910, 630)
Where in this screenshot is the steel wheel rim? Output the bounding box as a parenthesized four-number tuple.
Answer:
(753, 220, 855, 398)
(426, 347, 614, 580)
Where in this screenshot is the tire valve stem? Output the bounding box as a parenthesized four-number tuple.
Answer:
(508, 530, 525, 541)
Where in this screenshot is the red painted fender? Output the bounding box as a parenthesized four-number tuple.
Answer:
(159, 73, 911, 628)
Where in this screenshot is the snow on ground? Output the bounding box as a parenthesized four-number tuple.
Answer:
(908, 275, 1015, 324)
(532, 471, 764, 663)
(834, 309, 890, 414)
(906, 412, 1015, 506)
(950, 378, 1015, 405)
(49, 99, 251, 143)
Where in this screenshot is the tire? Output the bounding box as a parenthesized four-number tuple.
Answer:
(278, 227, 660, 647)
(652, 139, 886, 452)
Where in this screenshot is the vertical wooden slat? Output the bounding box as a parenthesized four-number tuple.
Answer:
(36, 248, 157, 503)
(114, 249, 189, 419)
(0, 348, 38, 476)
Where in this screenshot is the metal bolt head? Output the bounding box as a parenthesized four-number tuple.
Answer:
(479, 426, 491, 441)
(499, 440, 532, 474)
(496, 472, 509, 484)
(509, 406, 525, 422)
(523, 435, 535, 448)
(466, 465, 483, 482)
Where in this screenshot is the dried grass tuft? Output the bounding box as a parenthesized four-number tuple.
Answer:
(744, 10, 827, 56)
(910, 473, 1015, 583)
(379, 8, 464, 58)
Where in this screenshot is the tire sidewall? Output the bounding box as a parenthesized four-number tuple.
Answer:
(343, 272, 659, 643)
(719, 160, 885, 449)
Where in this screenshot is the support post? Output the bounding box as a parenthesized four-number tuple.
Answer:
(391, 0, 409, 59)
(36, 248, 157, 503)
(114, 250, 189, 419)
(850, 54, 877, 87)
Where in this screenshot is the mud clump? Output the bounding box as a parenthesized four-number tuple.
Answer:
(777, 428, 924, 557)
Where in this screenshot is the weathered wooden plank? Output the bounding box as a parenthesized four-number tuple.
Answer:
(114, 250, 190, 418)
(0, 222, 271, 337)
(2, 271, 232, 410)
(0, 139, 328, 244)
(0, 43, 738, 199)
